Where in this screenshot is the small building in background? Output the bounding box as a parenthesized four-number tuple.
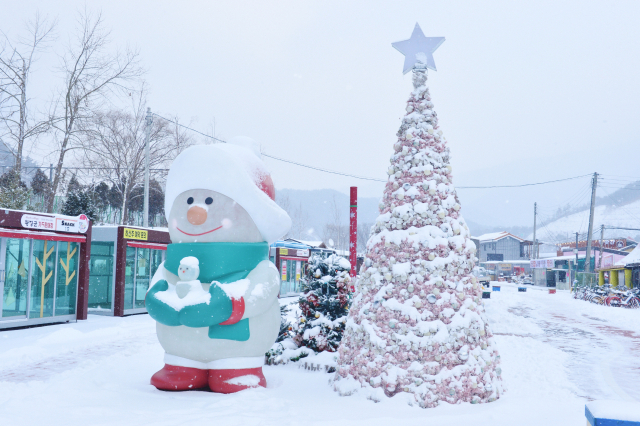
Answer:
(88, 226, 169, 316)
(480, 260, 531, 280)
(473, 231, 535, 263)
(0, 209, 92, 330)
(598, 244, 640, 289)
(287, 239, 336, 259)
(270, 240, 312, 297)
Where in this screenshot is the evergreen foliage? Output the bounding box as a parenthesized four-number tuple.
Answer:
(265, 304, 300, 364)
(91, 182, 110, 211)
(30, 169, 52, 196)
(295, 254, 351, 353)
(62, 189, 97, 221)
(0, 168, 30, 210)
(127, 180, 165, 224)
(276, 304, 293, 343)
(67, 174, 83, 194)
(108, 182, 124, 209)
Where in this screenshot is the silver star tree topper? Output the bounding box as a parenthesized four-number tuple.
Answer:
(392, 23, 445, 74)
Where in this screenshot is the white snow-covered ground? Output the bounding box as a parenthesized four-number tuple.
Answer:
(1, 286, 639, 426)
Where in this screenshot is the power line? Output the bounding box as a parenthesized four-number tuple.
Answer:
(262, 153, 387, 182)
(601, 174, 640, 180)
(147, 112, 595, 189)
(456, 174, 592, 189)
(151, 112, 226, 144)
(151, 112, 392, 182)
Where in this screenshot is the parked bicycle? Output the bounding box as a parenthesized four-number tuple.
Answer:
(572, 283, 640, 309)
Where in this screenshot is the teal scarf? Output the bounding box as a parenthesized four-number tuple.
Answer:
(146, 242, 269, 341)
(164, 242, 269, 283)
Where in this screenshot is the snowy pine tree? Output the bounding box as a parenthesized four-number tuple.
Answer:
(62, 190, 97, 221)
(30, 169, 52, 197)
(265, 304, 295, 364)
(0, 168, 30, 210)
(295, 254, 351, 353)
(333, 70, 503, 407)
(30, 169, 53, 211)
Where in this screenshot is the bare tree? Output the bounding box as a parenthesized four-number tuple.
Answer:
(280, 200, 309, 240)
(47, 9, 143, 212)
(290, 201, 310, 239)
(79, 90, 193, 224)
(323, 195, 348, 252)
(276, 192, 291, 213)
(357, 222, 373, 253)
(0, 13, 55, 175)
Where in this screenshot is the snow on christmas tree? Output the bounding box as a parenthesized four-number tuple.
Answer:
(333, 24, 503, 408)
(295, 254, 351, 353)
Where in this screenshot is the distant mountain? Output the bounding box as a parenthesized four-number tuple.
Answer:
(528, 198, 640, 244)
(275, 188, 380, 243)
(274, 182, 640, 249)
(0, 138, 40, 183)
(465, 180, 640, 243)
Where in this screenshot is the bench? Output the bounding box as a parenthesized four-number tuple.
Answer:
(586, 400, 640, 426)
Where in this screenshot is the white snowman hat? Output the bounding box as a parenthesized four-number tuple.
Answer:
(165, 143, 291, 244)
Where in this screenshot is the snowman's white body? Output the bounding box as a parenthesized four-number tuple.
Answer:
(151, 259, 281, 369)
(148, 143, 291, 387)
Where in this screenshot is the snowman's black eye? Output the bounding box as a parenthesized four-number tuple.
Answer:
(187, 197, 194, 205)
(205, 197, 213, 205)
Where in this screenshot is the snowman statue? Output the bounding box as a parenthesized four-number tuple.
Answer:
(146, 142, 291, 393)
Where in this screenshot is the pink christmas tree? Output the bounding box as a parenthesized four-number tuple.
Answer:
(332, 27, 503, 408)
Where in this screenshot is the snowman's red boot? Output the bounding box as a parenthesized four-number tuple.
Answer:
(208, 367, 267, 393)
(150, 364, 209, 391)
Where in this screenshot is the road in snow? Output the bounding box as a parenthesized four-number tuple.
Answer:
(0, 286, 638, 426)
(491, 283, 640, 403)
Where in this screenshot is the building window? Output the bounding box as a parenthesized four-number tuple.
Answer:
(88, 242, 114, 310)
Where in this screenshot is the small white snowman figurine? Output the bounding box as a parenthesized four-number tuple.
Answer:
(175, 257, 201, 299)
(146, 141, 291, 393)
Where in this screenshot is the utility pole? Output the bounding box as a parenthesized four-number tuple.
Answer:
(585, 172, 598, 273)
(532, 202, 537, 259)
(598, 224, 605, 270)
(143, 108, 152, 228)
(349, 187, 358, 280)
(574, 231, 579, 285)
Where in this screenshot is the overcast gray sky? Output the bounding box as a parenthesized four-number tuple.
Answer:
(3, 0, 640, 227)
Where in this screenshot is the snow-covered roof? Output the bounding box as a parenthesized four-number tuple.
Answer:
(271, 240, 312, 250)
(291, 239, 325, 248)
(615, 244, 640, 267)
(472, 231, 527, 243)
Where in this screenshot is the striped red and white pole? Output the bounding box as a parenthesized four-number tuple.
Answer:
(349, 186, 357, 281)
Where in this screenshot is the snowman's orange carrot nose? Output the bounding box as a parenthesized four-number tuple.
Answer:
(187, 206, 207, 225)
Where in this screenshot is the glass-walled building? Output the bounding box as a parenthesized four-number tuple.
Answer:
(270, 240, 312, 296)
(0, 210, 92, 329)
(89, 226, 170, 316)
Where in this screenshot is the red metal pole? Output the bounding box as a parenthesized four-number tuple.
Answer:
(76, 219, 92, 320)
(349, 186, 357, 279)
